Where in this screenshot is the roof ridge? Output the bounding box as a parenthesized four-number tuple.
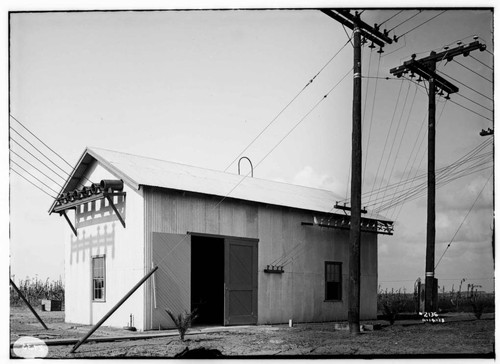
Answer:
(87, 146, 342, 196)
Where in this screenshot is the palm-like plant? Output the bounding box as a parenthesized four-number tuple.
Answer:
(165, 309, 198, 341)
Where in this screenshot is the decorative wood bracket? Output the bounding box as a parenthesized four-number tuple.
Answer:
(60, 210, 78, 237)
(104, 192, 126, 229)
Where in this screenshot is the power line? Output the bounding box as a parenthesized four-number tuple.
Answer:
(394, 10, 446, 41)
(367, 79, 405, 206)
(151, 68, 354, 275)
(438, 70, 493, 102)
(362, 53, 382, 188)
(10, 168, 57, 199)
(435, 172, 493, 270)
(378, 10, 404, 27)
(387, 10, 421, 33)
(454, 93, 493, 113)
(223, 37, 351, 172)
(10, 160, 60, 195)
(372, 81, 413, 205)
(469, 54, 493, 70)
(10, 127, 71, 177)
(10, 150, 65, 188)
(454, 60, 493, 83)
(10, 115, 75, 170)
(447, 98, 493, 122)
(218, 67, 353, 211)
(366, 138, 493, 212)
(10, 138, 69, 181)
(10, 115, 95, 186)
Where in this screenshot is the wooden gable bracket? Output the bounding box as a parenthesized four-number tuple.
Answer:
(54, 191, 127, 235)
(103, 192, 126, 229)
(60, 209, 78, 237)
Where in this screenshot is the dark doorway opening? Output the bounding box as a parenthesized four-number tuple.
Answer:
(191, 236, 224, 326)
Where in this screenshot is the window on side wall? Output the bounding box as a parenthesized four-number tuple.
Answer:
(325, 261, 342, 301)
(92, 255, 106, 301)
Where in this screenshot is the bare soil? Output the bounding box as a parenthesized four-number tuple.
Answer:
(10, 306, 494, 358)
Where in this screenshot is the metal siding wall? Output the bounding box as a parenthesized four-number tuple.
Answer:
(143, 187, 259, 330)
(143, 186, 379, 328)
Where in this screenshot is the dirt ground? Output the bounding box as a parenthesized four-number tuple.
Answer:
(10, 306, 495, 358)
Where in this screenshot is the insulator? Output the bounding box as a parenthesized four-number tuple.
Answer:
(409, 72, 415, 78)
(473, 35, 479, 40)
(457, 41, 462, 46)
(463, 51, 470, 57)
(445, 94, 451, 100)
(368, 42, 376, 49)
(90, 183, 102, 194)
(444, 46, 449, 50)
(67, 192, 75, 202)
(377, 47, 384, 54)
(100, 179, 124, 192)
(417, 77, 423, 82)
(438, 89, 444, 96)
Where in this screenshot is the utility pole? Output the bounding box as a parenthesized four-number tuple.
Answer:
(321, 9, 392, 334)
(390, 40, 486, 312)
(480, 127, 494, 267)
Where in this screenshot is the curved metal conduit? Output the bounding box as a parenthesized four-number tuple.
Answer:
(238, 156, 253, 177)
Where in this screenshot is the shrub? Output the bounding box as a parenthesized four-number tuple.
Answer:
(165, 309, 198, 341)
(378, 288, 414, 324)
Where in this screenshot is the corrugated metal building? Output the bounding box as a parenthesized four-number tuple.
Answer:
(49, 147, 393, 331)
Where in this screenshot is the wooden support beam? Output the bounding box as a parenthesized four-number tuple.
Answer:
(61, 210, 78, 237)
(104, 193, 126, 228)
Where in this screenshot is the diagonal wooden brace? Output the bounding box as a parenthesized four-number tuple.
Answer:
(104, 193, 126, 228)
(61, 210, 77, 237)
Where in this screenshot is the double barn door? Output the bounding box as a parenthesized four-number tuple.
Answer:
(152, 233, 258, 326)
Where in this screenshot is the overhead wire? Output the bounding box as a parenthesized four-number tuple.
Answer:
(10, 168, 57, 199)
(366, 79, 405, 206)
(387, 10, 421, 33)
(378, 10, 404, 27)
(454, 59, 493, 83)
(361, 135, 492, 211)
(372, 81, 412, 205)
(10, 138, 69, 181)
(438, 70, 493, 102)
(378, 83, 419, 217)
(394, 10, 446, 41)
(373, 137, 492, 209)
(10, 115, 77, 170)
(372, 139, 493, 213)
(469, 54, 493, 71)
(10, 127, 72, 177)
(434, 172, 493, 270)
(10, 149, 65, 188)
(152, 67, 354, 277)
(10, 160, 61, 195)
(223, 37, 352, 172)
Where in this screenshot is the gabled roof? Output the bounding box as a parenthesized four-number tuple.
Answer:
(48, 147, 390, 222)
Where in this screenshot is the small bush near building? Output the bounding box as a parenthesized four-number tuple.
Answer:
(166, 309, 198, 341)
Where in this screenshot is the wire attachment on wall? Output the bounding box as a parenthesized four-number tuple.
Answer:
(264, 265, 284, 274)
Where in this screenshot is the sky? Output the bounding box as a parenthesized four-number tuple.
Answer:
(6, 5, 495, 296)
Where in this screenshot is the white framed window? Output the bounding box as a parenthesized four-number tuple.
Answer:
(92, 255, 106, 301)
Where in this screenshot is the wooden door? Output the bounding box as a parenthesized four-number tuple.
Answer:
(152, 232, 191, 328)
(224, 239, 258, 325)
